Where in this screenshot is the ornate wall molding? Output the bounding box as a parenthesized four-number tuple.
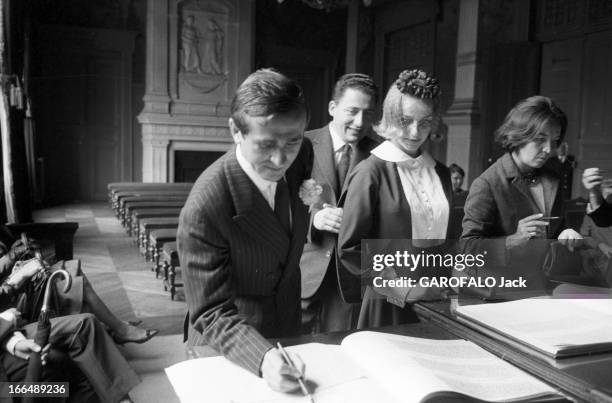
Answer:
(171, 0, 236, 103)
(141, 123, 230, 139)
(140, 121, 232, 181)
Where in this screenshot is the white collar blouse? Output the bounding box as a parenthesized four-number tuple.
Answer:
(371, 141, 449, 242)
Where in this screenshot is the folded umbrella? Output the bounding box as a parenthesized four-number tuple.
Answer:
(23, 269, 71, 402)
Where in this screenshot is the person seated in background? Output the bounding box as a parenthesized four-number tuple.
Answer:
(0, 234, 158, 344)
(544, 141, 576, 201)
(0, 259, 140, 402)
(338, 69, 454, 329)
(0, 309, 140, 402)
(583, 167, 612, 227)
(580, 178, 612, 285)
(461, 96, 582, 293)
(449, 163, 468, 206)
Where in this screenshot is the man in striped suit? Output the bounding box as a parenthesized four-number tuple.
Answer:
(178, 69, 313, 392)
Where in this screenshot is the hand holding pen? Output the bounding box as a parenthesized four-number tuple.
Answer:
(277, 343, 315, 402)
(261, 343, 312, 400)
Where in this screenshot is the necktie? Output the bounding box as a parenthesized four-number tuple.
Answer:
(274, 178, 290, 234)
(337, 144, 353, 191)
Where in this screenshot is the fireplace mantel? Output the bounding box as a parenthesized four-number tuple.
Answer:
(138, 0, 254, 182)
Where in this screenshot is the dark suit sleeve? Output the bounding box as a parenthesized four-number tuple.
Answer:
(589, 202, 612, 227)
(460, 176, 508, 265)
(338, 163, 378, 278)
(306, 194, 332, 244)
(178, 199, 272, 376)
(0, 317, 14, 345)
(338, 162, 421, 306)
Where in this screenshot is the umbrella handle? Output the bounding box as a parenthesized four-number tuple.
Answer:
(41, 269, 71, 313)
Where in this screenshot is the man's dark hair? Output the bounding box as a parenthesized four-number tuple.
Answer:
(332, 73, 378, 103)
(449, 163, 465, 177)
(231, 68, 308, 134)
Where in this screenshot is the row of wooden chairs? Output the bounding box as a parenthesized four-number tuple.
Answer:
(108, 182, 192, 300)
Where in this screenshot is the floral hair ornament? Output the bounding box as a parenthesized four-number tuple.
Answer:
(395, 69, 441, 99)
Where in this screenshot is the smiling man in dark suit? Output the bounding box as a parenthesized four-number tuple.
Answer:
(178, 69, 313, 392)
(300, 73, 379, 332)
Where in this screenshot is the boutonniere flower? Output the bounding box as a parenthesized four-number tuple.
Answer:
(298, 179, 323, 211)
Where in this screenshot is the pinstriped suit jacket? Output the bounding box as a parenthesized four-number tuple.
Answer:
(178, 141, 312, 375)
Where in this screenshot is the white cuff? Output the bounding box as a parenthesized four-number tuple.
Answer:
(5, 331, 25, 355)
(313, 209, 325, 231)
(0, 311, 16, 327)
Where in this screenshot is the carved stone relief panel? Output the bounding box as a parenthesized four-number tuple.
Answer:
(173, 0, 234, 102)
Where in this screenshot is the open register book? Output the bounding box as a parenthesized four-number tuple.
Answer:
(454, 296, 612, 359)
(165, 331, 567, 403)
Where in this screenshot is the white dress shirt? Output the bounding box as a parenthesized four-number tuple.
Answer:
(236, 144, 277, 210)
(328, 124, 350, 167)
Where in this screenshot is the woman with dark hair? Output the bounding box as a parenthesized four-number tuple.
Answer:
(461, 96, 582, 285)
(338, 69, 454, 329)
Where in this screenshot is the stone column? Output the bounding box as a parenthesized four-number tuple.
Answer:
(142, 0, 170, 116)
(144, 138, 170, 182)
(140, 0, 171, 182)
(445, 0, 481, 182)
